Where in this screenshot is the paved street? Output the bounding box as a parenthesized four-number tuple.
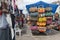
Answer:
(16, 24, 60, 40)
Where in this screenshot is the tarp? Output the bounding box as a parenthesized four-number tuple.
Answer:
(26, 1, 58, 14)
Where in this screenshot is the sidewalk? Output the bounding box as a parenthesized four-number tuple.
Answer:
(16, 24, 60, 40)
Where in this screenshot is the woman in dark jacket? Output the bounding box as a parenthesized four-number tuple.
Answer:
(19, 10, 25, 29)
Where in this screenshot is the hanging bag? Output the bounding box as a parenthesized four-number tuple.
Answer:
(29, 7, 37, 13)
(38, 5, 45, 13)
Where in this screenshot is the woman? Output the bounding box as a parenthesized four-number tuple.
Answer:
(19, 10, 25, 29)
(0, 2, 12, 40)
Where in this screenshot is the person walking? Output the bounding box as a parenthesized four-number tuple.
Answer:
(9, 5, 15, 40)
(0, 2, 12, 40)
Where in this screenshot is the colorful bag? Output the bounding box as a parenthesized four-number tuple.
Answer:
(30, 26, 38, 30)
(29, 7, 37, 12)
(38, 27, 46, 32)
(30, 13, 38, 20)
(46, 17, 52, 24)
(39, 22, 46, 26)
(38, 17, 46, 22)
(45, 7, 52, 11)
(30, 12, 38, 17)
(30, 17, 38, 21)
(42, 17, 47, 21)
(37, 22, 46, 26)
(45, 12, 53, 16)
(38, 8, 45, 13)
(38, 18, 42, 22)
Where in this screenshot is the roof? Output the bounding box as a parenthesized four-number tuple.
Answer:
(26, 1, 59, 14)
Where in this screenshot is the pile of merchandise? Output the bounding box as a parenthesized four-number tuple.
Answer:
(28, 5, 60, 35)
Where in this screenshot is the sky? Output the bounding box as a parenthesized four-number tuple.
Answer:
(23, 0, 58, 4)
(16, 0, 59, 9)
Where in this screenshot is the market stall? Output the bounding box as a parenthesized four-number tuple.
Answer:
(26, 1, 59, 35)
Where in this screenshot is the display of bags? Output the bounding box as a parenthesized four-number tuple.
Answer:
(26, 5, 59, 32)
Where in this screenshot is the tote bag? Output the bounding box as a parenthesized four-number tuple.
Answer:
(0, 13, 8, 29)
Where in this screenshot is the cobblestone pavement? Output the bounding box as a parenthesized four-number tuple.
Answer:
(16, 24, 60, 40)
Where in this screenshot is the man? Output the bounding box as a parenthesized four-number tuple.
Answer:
(9, 5, 15, 40)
